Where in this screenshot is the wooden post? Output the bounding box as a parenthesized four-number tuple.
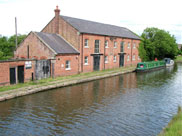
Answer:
(15, 17, 18, 48)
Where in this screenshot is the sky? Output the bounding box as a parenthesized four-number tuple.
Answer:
(0, 0, 182, 43)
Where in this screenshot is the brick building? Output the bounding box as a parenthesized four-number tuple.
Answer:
(14, 6, 141, 77)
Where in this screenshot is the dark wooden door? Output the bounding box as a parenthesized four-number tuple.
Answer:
(10, 68, 16, 84)
(119, 54, 124, 67)
(18, 66, 24, 83)
(93, 55, 100, 71)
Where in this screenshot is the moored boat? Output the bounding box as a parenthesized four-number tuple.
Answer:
(164, 58, 174, 67)
(136, 61, 166, 72)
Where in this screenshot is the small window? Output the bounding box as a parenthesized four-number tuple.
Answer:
(113, 55, 117, 62)
(84, 56, 88, 65)
(133, 43, 136, 49)
(138, 55, 140, 60)
(127, 55, 130, 61)
(105, 56, 108, 63)
(132, 55, 135, 60)
(114, 41, 117, 48)
(65, 60, 71, 70)
(128, 42, 130, 48)
(84, 39, 89, 48)
(105, 40, 109, 48)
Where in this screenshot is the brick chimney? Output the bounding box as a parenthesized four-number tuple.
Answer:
(54, 6, 60, 34)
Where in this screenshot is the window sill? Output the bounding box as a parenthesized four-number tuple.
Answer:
(65, 68, 71, 71)
(113, 61, 117, 63)
(84, 63, 89, 66)
(105, 47, 109, 48)
(84, 46, 89, 48)
(105, 62, 108, 64)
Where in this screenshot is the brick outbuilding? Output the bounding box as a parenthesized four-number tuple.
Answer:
(15, 6, 141, 77)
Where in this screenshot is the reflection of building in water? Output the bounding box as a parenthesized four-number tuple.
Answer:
(0, 73, 138, 122)
(122, 73, 137, 89)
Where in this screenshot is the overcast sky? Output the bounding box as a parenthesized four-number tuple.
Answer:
(0, 0, 181, 43)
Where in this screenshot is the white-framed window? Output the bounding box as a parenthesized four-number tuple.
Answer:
(84, 56, 88, 65)
(95, 40, 100, 53)
(105, 40, 109, 48)
(138, 55, 140, 60)
(84, 39, 89, 48)
(113, 55, 117, 62)
(65, 60, 71, 70)
(127, 55, 130, 61)
(132, 55, 136, 60)
(114, 41, 117, 48)
(105, 56, 108, 63)
(133, 43, 136, 49)
(128, 42, 130, 48)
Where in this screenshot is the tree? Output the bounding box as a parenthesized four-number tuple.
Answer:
(139, 27, 178, 61)
(0, 34, 26, 60)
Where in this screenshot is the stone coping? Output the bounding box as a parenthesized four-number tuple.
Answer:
(0, 68, 135, 102)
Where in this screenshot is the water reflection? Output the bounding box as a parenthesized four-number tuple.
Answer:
(0, 64, 182, 136)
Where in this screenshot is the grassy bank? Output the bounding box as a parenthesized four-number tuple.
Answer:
(175, 56, 182, 62)
(0, 66, 135, 92)
(159, 106, 182, 136)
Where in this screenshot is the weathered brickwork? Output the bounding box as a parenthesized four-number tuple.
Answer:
(42, 17, 80, 51)
(80, 34, 141, 73)
(54, 54, 79, 77)
(14, 32, 55, 60)
(0, 60, 35, 86)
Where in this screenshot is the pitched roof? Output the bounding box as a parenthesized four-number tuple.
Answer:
(35, 32, 79, 54)
(61, 15, 140, 40)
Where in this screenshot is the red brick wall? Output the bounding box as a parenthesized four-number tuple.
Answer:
(54, 54, 79, 77)
(14, 32, 55, 60)
(42, 16, 80, 51)
(0, 60, 35, 86)
(80, 34, 141, 73)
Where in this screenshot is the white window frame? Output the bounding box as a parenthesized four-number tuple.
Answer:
(132, 55, 136, 61)
(105, 40, 109, 48)
(113, 55, 117, 62)
(114, 41, 117, 48)
(138, 55, 140, 60)
(128, 42, 130, 48)
(84, 56, 88, 65)
(133, 43, 136, 49)
(127, 55, 130, 61)
(65, 60, 71, 70)
(84, 39, 89, 48)
(105, 56, 108, 63)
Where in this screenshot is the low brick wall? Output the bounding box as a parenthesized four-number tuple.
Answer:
(0, 59, 35, 86)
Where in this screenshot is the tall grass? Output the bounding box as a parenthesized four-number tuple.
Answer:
(159, 106, 182, 136)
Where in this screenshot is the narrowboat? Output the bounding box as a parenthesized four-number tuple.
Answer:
(136, 61, 166, 72)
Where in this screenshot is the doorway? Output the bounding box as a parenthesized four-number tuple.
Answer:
(119, 54, 124, 67)
(93, 55, 100, 71)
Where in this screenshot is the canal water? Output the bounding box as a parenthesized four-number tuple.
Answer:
(0, 64, 182, 136)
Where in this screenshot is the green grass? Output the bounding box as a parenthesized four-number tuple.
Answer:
(175, 56, 182, 62)
(158, 106, 182, 136)
(0, 66, 135, 92)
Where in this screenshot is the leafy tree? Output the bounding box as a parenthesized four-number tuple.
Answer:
(139, 27, 178, 61)
(0, 34, 26, 60)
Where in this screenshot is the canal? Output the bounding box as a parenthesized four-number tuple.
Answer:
(0, 63, 182, 136)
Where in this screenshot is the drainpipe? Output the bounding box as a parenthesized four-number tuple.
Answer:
(104, 36, 106, 70)
(131, 39, 133, 66)
(81, 34, 83, 72)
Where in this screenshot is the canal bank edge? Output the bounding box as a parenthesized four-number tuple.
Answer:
(0, 67, 136, 102)
(158, 107, 182, 136)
